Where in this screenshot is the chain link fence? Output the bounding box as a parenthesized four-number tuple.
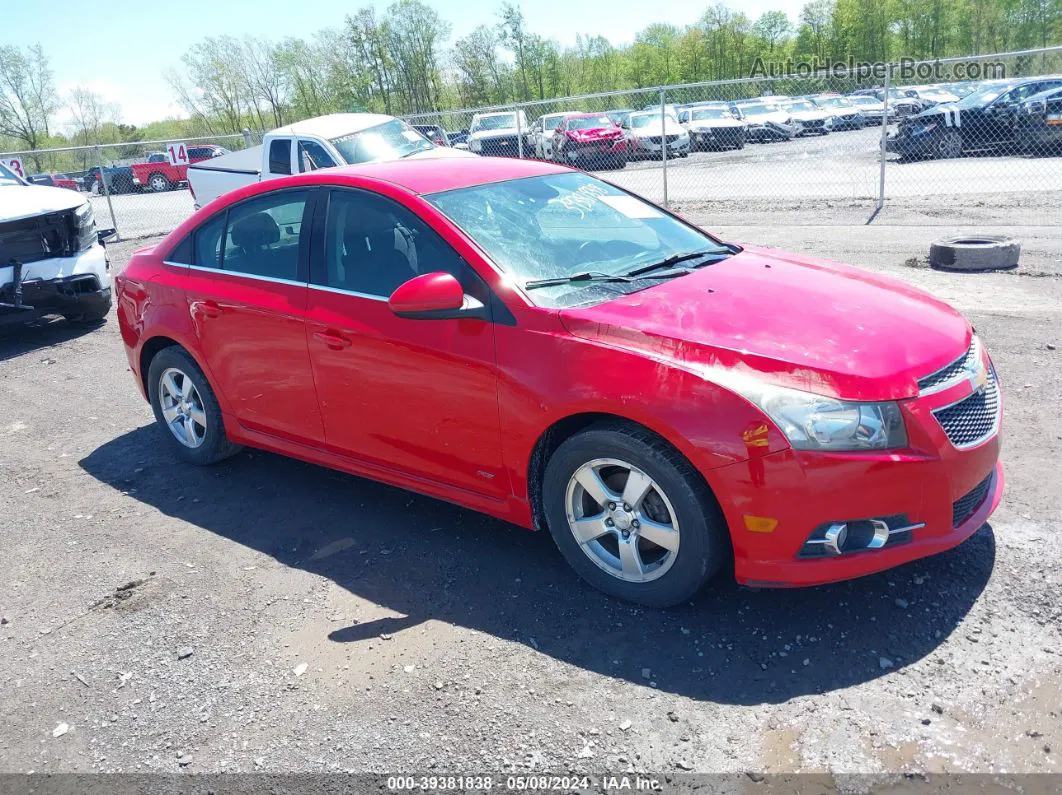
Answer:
(2, 48, 1059, 242)
(1, 131, 264, 240)
(408, 47, 1062, 226)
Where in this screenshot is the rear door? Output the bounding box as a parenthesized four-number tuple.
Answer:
(178, 188, 325, 444)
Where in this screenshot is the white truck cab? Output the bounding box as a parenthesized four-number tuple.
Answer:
(187, 113, 472, 209)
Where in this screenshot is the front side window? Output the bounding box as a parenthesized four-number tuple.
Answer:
(298, 139, 337, 172)
(425, 172, 730, 308)
(330, 119, 433, 164)
(321, 190, 466, 299)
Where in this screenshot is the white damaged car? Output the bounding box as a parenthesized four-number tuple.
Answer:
(783, 98, 835, 136)
(1, 162, 112, 325)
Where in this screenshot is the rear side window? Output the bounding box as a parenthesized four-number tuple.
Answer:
(221, 191, 308, 281)
(268, 139, 291, 175)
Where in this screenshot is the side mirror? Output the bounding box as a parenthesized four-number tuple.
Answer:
(388, 272, 485, 320)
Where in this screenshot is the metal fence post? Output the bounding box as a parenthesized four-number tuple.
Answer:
(877, 68, 890, 212)
(95, 145, 120, 241)
(242, 128, 253, 148)
(516, 104, 524, 159)
(660, 88, 668, 207)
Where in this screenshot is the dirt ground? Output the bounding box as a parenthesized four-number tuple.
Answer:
(1, 205, 1060, 782)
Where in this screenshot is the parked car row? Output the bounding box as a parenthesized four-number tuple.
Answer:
(887, 76, 1062, 159)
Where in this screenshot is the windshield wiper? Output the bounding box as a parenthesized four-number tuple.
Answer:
(624, 249, 731, 277)
(524, 269, 688, 290)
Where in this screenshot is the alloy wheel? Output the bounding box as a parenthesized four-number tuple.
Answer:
(939, 130, 963, 158)
(158, 367, 207, 448)
(564, 458, 681, 583)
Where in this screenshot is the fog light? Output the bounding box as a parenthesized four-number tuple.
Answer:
(798, 515, 924, 559)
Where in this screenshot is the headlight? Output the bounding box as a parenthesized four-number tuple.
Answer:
(73, 201, 96, 251)
(747, 383, 907, 451)
(913, 122, 938, 134)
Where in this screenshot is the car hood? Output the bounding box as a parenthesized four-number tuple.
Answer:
(790, 109, 830, 121)
(632, 121, 686, 136)
(746, 111, 791, 125)
(469, 128, 521, 140)
(558, 245, 971, 402)
(405, 147, 476, 160)
(0, 184, 86, 222)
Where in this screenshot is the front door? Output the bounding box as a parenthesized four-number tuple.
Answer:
(181, 188, 325, 444)
(304, 188, 507, 498)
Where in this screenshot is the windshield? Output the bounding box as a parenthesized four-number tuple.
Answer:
(630, 114, 654, 128)
(330, 119, 433, 164)
(691, 107, 732, 120)
(425, 172, 729, 308)
(848, 96, 880, 106)
(542, 115, 566, 130)
(955, 82, 1017, 109)
(0, 163, 23, 186)
(787, 100, 817, 112)
(568, 116, 612, 130)
(818, 97, 851, 108)
(740, 103, 779, 116)
(471, 114, 516, 132)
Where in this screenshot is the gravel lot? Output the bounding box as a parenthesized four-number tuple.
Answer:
(1, 203, 1060, 782)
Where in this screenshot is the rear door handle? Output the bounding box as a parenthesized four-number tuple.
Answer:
(312, 331, 352, 350)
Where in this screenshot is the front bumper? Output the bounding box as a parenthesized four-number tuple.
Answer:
(886, 129, 938, 156)
(634, 136, 689, 154)
(1, 243, 111, 324)
(691, 128, 744, 147)
(706, 374, 1004, 587)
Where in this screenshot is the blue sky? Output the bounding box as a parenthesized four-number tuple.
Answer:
(4, 0, 801, 126)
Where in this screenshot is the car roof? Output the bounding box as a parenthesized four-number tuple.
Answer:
(271, 113, 397, 139)
(323, 156, 571, 195)
(1024, 84, 1062, 102)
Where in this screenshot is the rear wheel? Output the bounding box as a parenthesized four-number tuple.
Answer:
(147, 346, 241, 465)
(542, 422, 728, 607)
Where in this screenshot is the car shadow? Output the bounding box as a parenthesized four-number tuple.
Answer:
(0, 317, 105, 363)
(79, 426, 995, 705)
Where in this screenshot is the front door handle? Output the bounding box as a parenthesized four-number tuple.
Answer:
(312, 330, 352, 350)
(200, 300, 226, 319)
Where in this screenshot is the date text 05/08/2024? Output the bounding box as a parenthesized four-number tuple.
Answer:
(386, 775, 663, 791)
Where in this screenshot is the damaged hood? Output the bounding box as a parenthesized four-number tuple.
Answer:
(559, 245, 971, 402)
(0, 184, 86, 223)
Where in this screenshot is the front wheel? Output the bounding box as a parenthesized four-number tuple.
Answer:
(147, 346, 241, 465)
(148, 172, 171, 192)
(542, 422, 729, 607)
(937, 129, 963, 159)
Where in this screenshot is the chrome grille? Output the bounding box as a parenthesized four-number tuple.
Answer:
(918, 339, 980, 393)
(952, 473, 993, 527)
(932, 371, 1000, 448)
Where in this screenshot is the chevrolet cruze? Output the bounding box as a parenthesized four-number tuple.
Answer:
(116, 158, 1003, 606)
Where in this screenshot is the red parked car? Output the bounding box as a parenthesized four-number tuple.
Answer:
(130, 144, 229, 193)
(115, 158, 1003, 606)
(28, 173, 81, 191)
(552, 113, 628, 169)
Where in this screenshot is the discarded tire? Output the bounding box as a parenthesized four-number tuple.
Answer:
(929, 236, 1020, 272)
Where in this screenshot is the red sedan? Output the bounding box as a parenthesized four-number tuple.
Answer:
(115, 158, 1003, 606)
(552, 113, 628, 169)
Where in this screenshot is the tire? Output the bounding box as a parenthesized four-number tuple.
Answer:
(542, 421, 728, 607)
(62, 294, 112, 324)
(148, 172, 171, 192)
(147, 346, 241, 465)
(936, 129, 963, 159)
(929, 236, 1020, 272)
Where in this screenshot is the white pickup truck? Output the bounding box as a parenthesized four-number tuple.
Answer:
(187, 113, 472, 209)
(1, 161, 113, 326)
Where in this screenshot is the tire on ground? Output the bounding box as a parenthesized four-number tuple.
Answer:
(929, 236, 1020, 272)
(542, 420, 729, 607)
(146, 345, 242, 466)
